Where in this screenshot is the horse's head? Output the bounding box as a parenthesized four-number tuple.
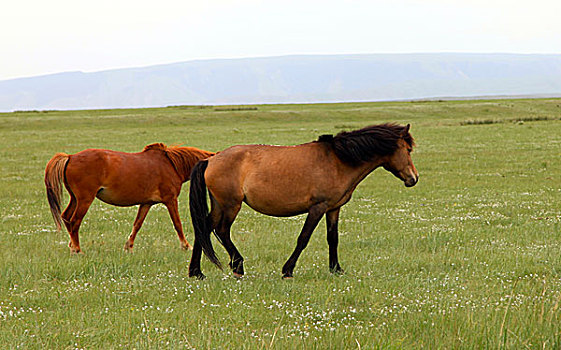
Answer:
(382, 124, 418, 187)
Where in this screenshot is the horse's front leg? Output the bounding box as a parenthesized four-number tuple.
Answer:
(326, 208, 344, 274)
(124, 204, 152, 252)
(282, 202, 328, 278)
(164, 199, 192, 250)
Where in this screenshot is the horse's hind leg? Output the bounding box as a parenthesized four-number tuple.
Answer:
(188, 198, 219, 280)
(67, 196, 95, 253)
(213, 203, 244, 277)
(164, 199, 192, 250)
(61, 191, 77, 233)
(124, 204, 151, 252)
(326, 208, 343, 274)
(282, 202, 328, 278)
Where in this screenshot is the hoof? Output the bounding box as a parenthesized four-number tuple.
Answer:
(124, 242, 134, 252)
(330, 267, 345, 275)
(189, 270, 206, 280)
(282, 272, 293, 279)
(229, 258, 244, 277)
(70, 249, 83, 254)
(69, 241, 83, 254)
(181, 243, 193, 251)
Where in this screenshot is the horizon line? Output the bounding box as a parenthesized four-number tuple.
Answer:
(3, 51, 561, 82)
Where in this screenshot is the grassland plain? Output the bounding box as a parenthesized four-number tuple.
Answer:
(0, 99, 560, 349)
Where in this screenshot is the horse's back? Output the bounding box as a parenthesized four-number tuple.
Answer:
(67, 148, 143, 178)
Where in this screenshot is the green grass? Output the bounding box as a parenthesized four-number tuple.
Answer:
(1, 98, 560, 348)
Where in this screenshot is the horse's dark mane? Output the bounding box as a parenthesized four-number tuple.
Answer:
(143, 143, 215, 181)
(317, 123, 414, 166)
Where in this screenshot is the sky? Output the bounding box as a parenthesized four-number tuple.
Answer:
(1, 0, 560, 80)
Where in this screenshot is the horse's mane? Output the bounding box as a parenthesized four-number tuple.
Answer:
(317, 123, 414, 166)
(143, 143, 215, 181)
(143, 143, 167, 152)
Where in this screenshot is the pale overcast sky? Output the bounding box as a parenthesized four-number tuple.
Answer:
(1, 0, 560, 80)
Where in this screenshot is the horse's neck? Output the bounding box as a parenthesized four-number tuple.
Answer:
(164, 149, 201, 183)
(345, 156, 386, 189)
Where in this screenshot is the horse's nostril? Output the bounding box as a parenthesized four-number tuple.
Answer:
(404, 176, 417, 187)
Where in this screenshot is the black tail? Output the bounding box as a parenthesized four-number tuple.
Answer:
(189, 159, 222, 269)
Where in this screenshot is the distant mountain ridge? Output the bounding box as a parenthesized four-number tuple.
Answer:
(2, 53, 561, 111)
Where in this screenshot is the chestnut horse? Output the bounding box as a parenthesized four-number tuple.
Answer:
(45, 143, 214, 253)
(188, 123, 418, 279)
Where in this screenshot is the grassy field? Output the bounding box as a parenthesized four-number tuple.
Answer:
(0, 99, 560, 348)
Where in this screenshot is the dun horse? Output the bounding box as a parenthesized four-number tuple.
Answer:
(188, 123, 418, 279)
(45, 143, 214, 253)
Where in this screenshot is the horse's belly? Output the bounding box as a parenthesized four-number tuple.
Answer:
(241, 179, 318, 216)
(243, 195, 310, 217)
(96, 188, 157, 207)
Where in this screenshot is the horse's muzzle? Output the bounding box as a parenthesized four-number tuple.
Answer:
(404, 174, 418, 187)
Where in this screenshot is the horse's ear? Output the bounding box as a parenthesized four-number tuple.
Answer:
(402, 124, 410, 136)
